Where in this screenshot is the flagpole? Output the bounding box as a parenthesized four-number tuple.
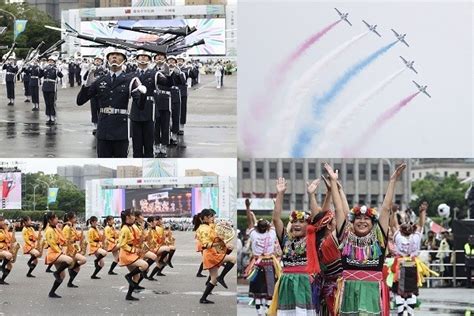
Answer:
(36, 179, 50, 211)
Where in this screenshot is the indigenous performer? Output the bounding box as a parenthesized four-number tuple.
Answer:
(388, 201, 437, 315)
(306, 176, 346, 316)
(44, 212, 73, 298)
(196, 209, 236, 304)
(268, 178, 315, 316)
(63, 211, 87, 288)
(0, 216, 14, 285)
(133, 211, 157, 285)
(40, 54, 63, 125)
(21, 216, 42, 278)
(145, 216, 171, 280)
(87, 216, 108, 279)
(103, 216, 119, 275)
(326, 162, 406, 316)
(118, 209, 149, 301)
(244, 199, 279, 316)
(3, 54, 18, 106)
(77, 47, 147, 157)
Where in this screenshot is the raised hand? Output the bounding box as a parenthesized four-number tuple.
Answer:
(419, 201, 428, 213)
(245, 199, 251, 209)
(276, 177, 287, 194)
(306, 179, 321, 194)
(324, 163, 338, 181)
(391, 163, 407, 180)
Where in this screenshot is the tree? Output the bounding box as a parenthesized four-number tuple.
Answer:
(0, 3, 60, 58)
(410, 174, 469, 217)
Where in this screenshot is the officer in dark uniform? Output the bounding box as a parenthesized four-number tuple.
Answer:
(40, 54, 63, 125)
(22, 61, 31, 103)
(167, 56, 186, 146)
(74, 58, 82, 86)
(130, 50, 170, 158)
(89, 54, 108, 135)
(3, 54, 19, 106)
(28, 59, 42, 111)
(68, 59, 76, 87)
(176, 55, 192, 135)
(153, 52, 172, 157)
(77, 47, 147, 158)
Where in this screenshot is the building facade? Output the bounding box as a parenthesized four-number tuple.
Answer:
(411, 158, 474, 182)
(117, 165, 143, 178)
(57, 164, 116, 190)
(185, 169, 218, 177)
(238, 158, 411, 212)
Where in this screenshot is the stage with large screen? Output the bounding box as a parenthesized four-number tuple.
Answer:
(0, 172, 22, 210)
(80, 18, 225, 56)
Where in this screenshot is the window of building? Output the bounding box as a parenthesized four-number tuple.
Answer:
(283, 193, 291, 210)
(358, 194, 366, 205)
(371, 197, 378, 206)
(269, 162, 277, 179)
(242, 161, 250, 179)
(455, 171, 459, 176)
(346, 194, 354, 206)
(295, 193, 304, 210)
(242, 192, 251, 198)
(467, 171, 471, 177)
(295, 162, 304, 179)
(395, 194, 402, 206)
(359, 164, 366, 180)
(334, 163, 342, 174)
(346, 163, 354, 180)
(383, 164, 390, 180)
(256, 161, 264, 179)
(308, 163, 316, 180)
(371, 164, 378, 180)
(283, 162, 291, 179)
(444, 171, 448, 177)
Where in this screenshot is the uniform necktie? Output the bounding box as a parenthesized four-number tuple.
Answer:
(112, 73, 116, 83)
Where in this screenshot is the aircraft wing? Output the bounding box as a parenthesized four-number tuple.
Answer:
(423, 90, 432, 98)
(363, 20, 370, 27)
(391, 29, 400, 37)
(345, 19, 352, 26)
(373, 30, 382, 37)
(335, 8, 342, 16)
(401, 39, 409, 47)
(400, 56, 407, 63)
(412, 80, 421, 88)
(411, 66, 418, 74)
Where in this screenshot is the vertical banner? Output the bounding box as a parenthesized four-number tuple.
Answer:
(0, 173, 22, 210)
(14, 20, 28, 40)
(47, 188, 59, 205)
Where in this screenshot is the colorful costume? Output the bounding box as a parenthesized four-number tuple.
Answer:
(63, 224, 81, 257)
(104, 225, 119, 252)
(196, 223, 226, 270)
(87, 227, 103, 255)
(118, 224, 139, 266)
(22, 226, 37, 254)
(44, 226, 63, 265)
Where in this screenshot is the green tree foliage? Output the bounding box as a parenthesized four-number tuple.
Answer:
(410, 174, 469, 217)
(21, 172, 85, 214)
(0, 3, 60, 58)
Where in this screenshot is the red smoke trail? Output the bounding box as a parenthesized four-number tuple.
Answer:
(343, 92, 420, 156)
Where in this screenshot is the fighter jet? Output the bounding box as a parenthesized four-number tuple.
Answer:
(400, 56, 418, 74)
(362, 20, 382, 37)
(413, 80, 431, 98)
(392, 29, 409, 47)
(335, 8, 352, 26)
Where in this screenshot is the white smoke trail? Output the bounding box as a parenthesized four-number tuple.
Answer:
(270, 31, 370, 155)
(309, 67, 406, 156)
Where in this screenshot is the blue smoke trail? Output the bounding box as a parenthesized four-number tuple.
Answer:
(291, 41, 397, 157)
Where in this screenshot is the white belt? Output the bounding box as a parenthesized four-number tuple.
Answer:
(6, 72, 15, 75)
(44, 79, 56, 82)
(156, 90, 171, 96)
(100, 107, 128, 115)
(171, 86, 179, 90)
(30, 76, 39, 79)
(146, 96, 154, 101)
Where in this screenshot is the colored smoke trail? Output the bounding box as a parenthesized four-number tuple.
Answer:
(312, 67, 406, 155)
(344, 92, 420, 156)
(277, 31, 369, 154)
(291, 41, 398, 157)
(243, 20, 341, 155)
(274, 20, 341, 83)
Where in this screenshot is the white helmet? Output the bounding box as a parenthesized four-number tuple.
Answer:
(167, 55, 178, 63)
(176, 53, 187, 62)
(7, 52, 16, 60)
(74, 51, 82, 59)
(105, 47, 127, 61)
(94, 53, 104, 61)
(136, 49, 152, 65)
(48, 55, 58, 62)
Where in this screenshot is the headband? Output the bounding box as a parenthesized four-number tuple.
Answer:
(289, 211, 311, 223)
(348, 205, 379, 222)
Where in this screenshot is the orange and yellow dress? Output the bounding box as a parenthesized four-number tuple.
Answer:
(164, 229, 176, 246)
(45, 225, 63, 264)
(0, 227, 12, 252)
(63, 223, 81, 257)
(104, 225, 119, 252)
(87, 227, 103, 255)
(196, 223, 226, 270)
(118, 224, 140, 266)
(22, 226, 37, 254)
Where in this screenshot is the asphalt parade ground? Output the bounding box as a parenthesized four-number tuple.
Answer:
(0, 231, 237, 316)
(0, 74, 236, 158)
(236, 284, 474, 315)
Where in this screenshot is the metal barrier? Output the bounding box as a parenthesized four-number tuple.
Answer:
(418, 249, 468, 288)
